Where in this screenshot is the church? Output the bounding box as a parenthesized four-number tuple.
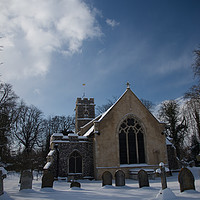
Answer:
(44, 84, 170, 180)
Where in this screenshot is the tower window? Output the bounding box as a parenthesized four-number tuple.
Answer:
(84, 110, 89, 118)
(119, 117, 145, 164)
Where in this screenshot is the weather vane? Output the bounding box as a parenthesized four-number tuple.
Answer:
(82, 83, 86, 98)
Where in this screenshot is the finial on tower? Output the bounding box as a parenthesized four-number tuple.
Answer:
(126, 82, 130, 89)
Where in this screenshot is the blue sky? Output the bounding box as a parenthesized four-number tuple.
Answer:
(0, 0, 200, 116)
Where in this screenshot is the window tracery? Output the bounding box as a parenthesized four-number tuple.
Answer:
(119, 117, 145, 164)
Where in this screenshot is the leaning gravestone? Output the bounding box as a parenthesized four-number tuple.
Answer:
(115, 170, 125, 186)
(102, 171, 112, 186)
(20, 171, 33, 190)
(138, 169, 149, 188)
(178, 168, 195, 192)
(0, 170, 3, 195)
(41, 171, 54, 188)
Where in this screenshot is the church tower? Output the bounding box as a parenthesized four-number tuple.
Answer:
(75, 98, 95, 133)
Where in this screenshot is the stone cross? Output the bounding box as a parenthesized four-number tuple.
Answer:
(138, 169, 149, 188)
(159, 162, 167, 190)
(102, 171, 112, 186)
(178, 168, 195, 192)
(115, 170, 125, 186)
(126, 82, 130, 89)
(0, 170, 3, 196)
(20, 171, 33, 190)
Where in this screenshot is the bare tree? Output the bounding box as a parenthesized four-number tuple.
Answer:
(158, 100, 187, 159)
(96, 97, 118, 116)
(42, 115, 75, 158)
(184, 99, 200, 140)
(12, 101, 43, 160)
(192, 47, 200, 78)
(0, 83, 18, 163)
(140, 98, 154, 112)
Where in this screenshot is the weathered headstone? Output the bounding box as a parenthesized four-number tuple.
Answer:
(159, 162, 167, 190)
(20, 171, 33, 190)
(41, 171, 54, 188)
(115, 170, 125, 186)
(102, 171, 112, 186)
(138, 169, 149, 188)
(0, 170, 3, 196)
(70, 181, 81, 188)
(178, 168, 195, 192)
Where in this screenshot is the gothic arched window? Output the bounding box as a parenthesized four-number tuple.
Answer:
(119, 117, 145, 164)
(69, 151, 82, 174)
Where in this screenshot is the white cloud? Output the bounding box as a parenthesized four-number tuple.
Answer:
(0, 0, 102, 80)
(33, 88, 41, 95)
(106, 18, 120, 28)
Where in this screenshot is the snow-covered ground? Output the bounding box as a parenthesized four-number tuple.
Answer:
(1, 167, 200, 200)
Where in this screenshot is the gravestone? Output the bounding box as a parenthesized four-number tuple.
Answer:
(0, 170, 3, 195)
(102, 171, 112, 186)
(115, 170, 125, 186)
(20, 171, 33, 190)
(70, 181, 81, 188)
(41, 171, 54, 188)
(138, 169, 149, 188)
(178, 168, 195, 192)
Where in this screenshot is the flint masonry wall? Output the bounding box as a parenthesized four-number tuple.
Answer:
(46, 133, 94, 179)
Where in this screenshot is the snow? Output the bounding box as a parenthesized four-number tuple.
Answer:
(1, 167, 200, 200)
(156, 188, 177, 200)
(43, 162, 51, 170)
(52, 133, 63, 137)
(0, 167, 7, 176)
(156, 167, 170, 174)
(68, 133, 78, 137)
(83, 125, 94, 137)
(159, 162, 165, 167)
(47, 150, 55, 156)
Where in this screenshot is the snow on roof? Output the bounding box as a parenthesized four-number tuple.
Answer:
(68, 133, 78, 137)
(52, 133, 63, 137)
(84, 125, 94, 137)
(166, 137, 175, 148)
(43, 162, 52, 170)
(166, 138, 172, 145)
(78, 136, 88, 139)
(80, 114, 102, 130)
(47, 150, 55, 156)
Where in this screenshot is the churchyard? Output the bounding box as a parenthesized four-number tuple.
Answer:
(0, 167, 200, 200)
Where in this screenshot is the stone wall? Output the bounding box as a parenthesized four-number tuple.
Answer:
(44, 133, 94, 179)
(75, 98, 95, 133)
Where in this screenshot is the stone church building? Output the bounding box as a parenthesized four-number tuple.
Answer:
(44, 85, 169, 180)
